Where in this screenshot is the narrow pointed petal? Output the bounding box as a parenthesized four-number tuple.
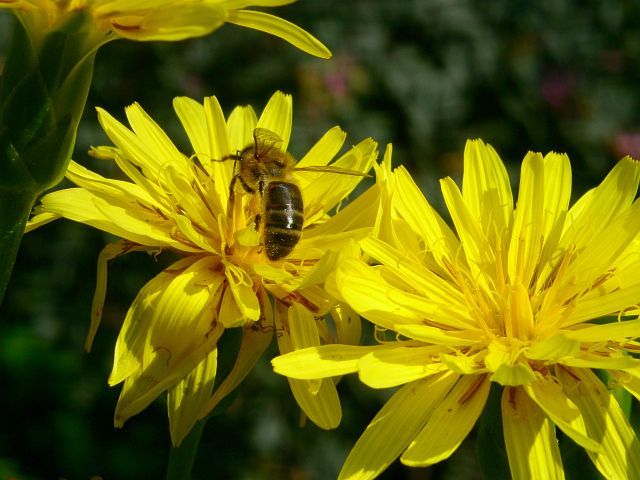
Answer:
(168, 347, 217, 446)
(227, 105, 258, 153)
(400, 374, 490, 466)
(301, 138, 377, 220)
(25, 211, 60, 232)
(86, 240, 152, 352)
(339, 372, 459, 480)
(275, 303, 341, 429)
(508, 152, 545, 286)
(204, 95, 233, 212)
(125, 102, 187, 175)
(201, 289, 274, 418)
(226, 9, 331, 59)
(535, 152, 572, 290)
(360, 237, 468, 317)
(112, 257, 226, 425)
(336, 258, 432, 329)
(256, 91, 293, 150)
(272, 344, 380, 379)
(611, 371, 640, 403)
(110, 4, 226, 41)
(395, 324, 481, 347)
(96, 107, 166, 180)
(173, 96, 210, 168)
(441, 177, 496, 285)
(462, 139, 513, 248)
(295, 126, 346, 171)
(558, 367, 640, 479)
(223, 263, 260, 324)
(502, 387, 564, 480)
(561, 156, 640, 251)
(394, 166, 459, 265)
(66, 160, 158, 206)
(39, 188, 190, 250)
(524, 377, 600, 452)
(358, 346, 447, 388)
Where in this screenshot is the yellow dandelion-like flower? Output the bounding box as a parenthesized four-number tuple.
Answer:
(27, 91, 379, 445)
(0, 0, 330, 57)
(274, 140, 640, 479)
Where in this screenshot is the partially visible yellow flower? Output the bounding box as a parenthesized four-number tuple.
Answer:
(0, 0, 331, 57)
(27, 91, 378, 445)
(274, 140, 640, 479)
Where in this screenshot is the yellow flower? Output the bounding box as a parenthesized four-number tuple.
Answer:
(27, 91, 378, 445)
(273, 140, 640, 479)
(0, 0, 330, 57)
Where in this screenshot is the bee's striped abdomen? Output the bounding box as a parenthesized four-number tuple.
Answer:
(263, 181, 303, 260)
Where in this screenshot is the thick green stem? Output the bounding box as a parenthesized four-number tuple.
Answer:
(0, 188, 38, 306)
(166, 419, 207, 480)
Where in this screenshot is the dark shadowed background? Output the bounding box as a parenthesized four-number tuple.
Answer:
(2, 1, 640, 479)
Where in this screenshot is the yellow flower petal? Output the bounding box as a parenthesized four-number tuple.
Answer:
(400, 374, 490, 466)
(25, 211, 60, 233)
(272, 344, 380, 379)
(226, 9, 331, 59)
(97, 106, 173, 180)
(564, 283, 640, 327)
(525, 333, 580, 361)
(86, 240, 155, 352)
(295, 126, 346, 171)
(275, 303, 341, 429)
(256, 91, 292, 150)
(524, 377, 600, 452)
(331, 303, 361, 346)
(558, 367, 640, 479)
(223, 262, 260, 326)
(561, 156, 640, 253)
(200, 289, 274, 418)
(394, 166, 459, 265)
(125, 102, 187, 172)
(336, 259, 427, 329)
(395, 324, 481, 347)
(358, 345, 447, 389)
(360, 237, 470, 323)
(110, 4, 226, 41)
(534, 152, 572, 291)
(226, 104, 258, 154)
(508, 152, 545, 286)
(611, 370, 640, 403)
(462, 139, 513, 250)
(39, 188, 190, 250)
(502, 387, 565, 480)
(441, 176, 496, 287)
(66, 160, 158, 206)
(339, 372, 459, 480)
(168, 347, 217, 446)
(112, 257, 226, 425)
(173, 96, 210, 168)
(204, 95, 233, 212)
(301, 138, 377, 220)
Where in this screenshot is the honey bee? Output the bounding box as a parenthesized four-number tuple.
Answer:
(226, 128, 368, 260)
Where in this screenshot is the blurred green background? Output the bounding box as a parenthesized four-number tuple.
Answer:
(2, 1, 640, 479)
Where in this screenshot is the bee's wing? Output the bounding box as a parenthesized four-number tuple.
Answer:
(292, 165, 371, 177)
(253, 128, 284, 156)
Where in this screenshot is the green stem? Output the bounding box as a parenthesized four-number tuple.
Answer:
(166, 419, 207, 480)
(0, 188, 38, 307)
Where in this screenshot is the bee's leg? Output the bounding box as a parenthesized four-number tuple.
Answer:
(228, 174, 239, 204)
(254, 213, 261, 231)
(239, 176, 255, 194)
